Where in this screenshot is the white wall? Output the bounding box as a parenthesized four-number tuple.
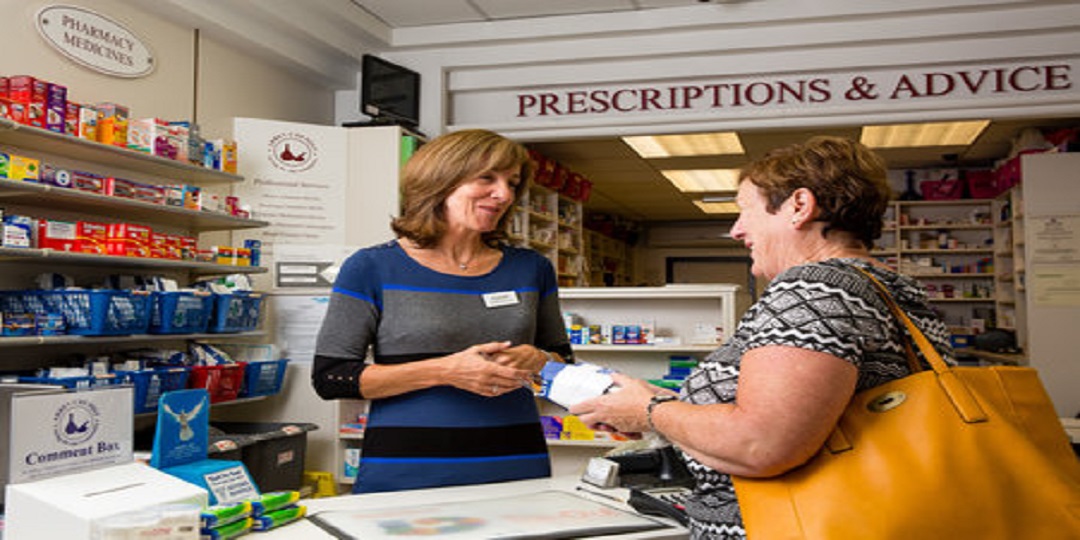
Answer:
(1, 0, 334, 141)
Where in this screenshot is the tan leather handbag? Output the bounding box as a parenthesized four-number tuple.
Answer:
(733, 268, 1080, 539)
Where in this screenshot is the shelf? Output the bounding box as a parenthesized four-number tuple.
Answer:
(927, 298, 995, 303)
(910, 273, 994, 279)
(572, 344, 717, 353)
(561, 284, 739, 300)
(0, 179, 268, 232)
(0, 119, 243, 185)
(899, 224, 992, 231)
(545, 438, 621, 448)
(0, 330, 267, 348)
(899, 248, 993, 255)
(0, 247, 267, 274)
(895, 199, 994, 207)
(135, 395, 268, 418)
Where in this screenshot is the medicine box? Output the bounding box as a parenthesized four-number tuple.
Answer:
(96, 102, 129, 147)
(106, 223, 152, 258)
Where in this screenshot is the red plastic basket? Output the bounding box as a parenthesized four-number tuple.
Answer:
(188, 363, 246, 403)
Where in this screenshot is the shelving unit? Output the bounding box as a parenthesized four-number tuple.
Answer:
(0, 121, 267, 368)
(873, 199, 997, 337)
(583, 230, 634, 287)
(545, 284, 740, 475)
(992, 186, 1027, 351)
(510, 184, 584, 286)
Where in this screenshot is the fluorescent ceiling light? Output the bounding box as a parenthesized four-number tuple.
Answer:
(693, 200, 741, 214)
(622, 132, 745, 158)
(661, 169, 740, 193)
(861, 120, 990, 148)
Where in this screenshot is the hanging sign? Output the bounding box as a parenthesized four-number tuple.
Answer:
(35, 5, 155, 78)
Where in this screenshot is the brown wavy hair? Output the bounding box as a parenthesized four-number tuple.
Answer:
(738, 135, 891, 248)
(391, 129, 533, 248)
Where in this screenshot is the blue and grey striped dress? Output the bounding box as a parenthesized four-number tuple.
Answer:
(313, 240, 572, 494)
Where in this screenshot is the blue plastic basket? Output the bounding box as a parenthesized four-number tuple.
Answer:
(149, 291, 213, 334)
(18, 374, 121, 390)
(209, 292, 263, 333)
(240, 359, 289, 397)
(0, 290, 151, 336)
(116, 367, 191, 414)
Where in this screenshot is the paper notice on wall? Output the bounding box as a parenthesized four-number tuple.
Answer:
(1030, 215, 1080, 264)
(232, 118, 348, 268)
(1031, 266, 1080, 307)
(270, 294, 331, 363)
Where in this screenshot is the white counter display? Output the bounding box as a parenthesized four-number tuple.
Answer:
(258, 476, 688, 539)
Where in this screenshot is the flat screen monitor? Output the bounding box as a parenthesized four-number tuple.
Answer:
(361, 54, 420, 128)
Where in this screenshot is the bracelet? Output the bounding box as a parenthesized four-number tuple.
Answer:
(646, 395, 678, 432)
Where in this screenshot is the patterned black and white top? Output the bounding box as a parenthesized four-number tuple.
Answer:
(678, 258, 954, 539)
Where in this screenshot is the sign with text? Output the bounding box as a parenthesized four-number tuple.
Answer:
(8, 387, 133, 484)
(35, 5, 155, 78)
(233, 118, 349, 287)
(452, 58, 1078, 128)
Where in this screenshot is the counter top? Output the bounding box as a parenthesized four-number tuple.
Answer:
(257, 476, 688, 539)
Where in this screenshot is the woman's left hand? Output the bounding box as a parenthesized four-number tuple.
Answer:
(570, 373, 673, 434)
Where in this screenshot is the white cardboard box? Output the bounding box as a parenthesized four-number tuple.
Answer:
(5, 461, 207, 540)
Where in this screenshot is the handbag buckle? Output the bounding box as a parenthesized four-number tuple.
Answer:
(867, 391, 906, 413)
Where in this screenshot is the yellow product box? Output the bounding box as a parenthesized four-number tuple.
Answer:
(10, 155, 40, 182)
(96, 102, 129, 147)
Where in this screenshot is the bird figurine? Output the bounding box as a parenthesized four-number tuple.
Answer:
(162, 397, 206, 442)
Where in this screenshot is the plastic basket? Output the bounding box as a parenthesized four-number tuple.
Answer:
(240, 359, 289, 398)
(116, 367, 191, 414)
(18, 374, 121, 390)
(149, 291, 213, 334)
(188, 364, 246, 403)
(209, 292, 263, 333)
(0, 290, 151, 336)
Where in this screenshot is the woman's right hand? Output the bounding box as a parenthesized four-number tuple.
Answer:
(443, 341, 533, 397)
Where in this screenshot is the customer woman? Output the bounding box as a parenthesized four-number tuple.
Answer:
(313, 129, 573, 494)
(571, 136, 954, 539)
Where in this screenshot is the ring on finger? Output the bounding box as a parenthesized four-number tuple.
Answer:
(492, 384, 499, 394)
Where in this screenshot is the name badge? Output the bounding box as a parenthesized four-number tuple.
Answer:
(482, 290, 519, 308)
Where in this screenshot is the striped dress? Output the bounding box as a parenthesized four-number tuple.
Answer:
(313, 240, 572, 494)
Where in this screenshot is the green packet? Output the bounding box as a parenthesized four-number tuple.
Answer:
(201, 517, 253, 540)
(200, 500, 252, 529)
(251, 490, 301, 516)
(253, 504, 307, 531)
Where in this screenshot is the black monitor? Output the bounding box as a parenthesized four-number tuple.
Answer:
(360, 54, 420, 129)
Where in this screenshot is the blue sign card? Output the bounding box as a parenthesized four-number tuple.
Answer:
(150, 389, 259, 504)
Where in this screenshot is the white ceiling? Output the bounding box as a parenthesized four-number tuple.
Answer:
(129, 0, 1079, 224)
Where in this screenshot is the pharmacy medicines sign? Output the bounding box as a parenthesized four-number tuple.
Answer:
(35, 5, 156, 78)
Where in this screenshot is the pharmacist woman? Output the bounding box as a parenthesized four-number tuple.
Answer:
(312, 129, 573, 494)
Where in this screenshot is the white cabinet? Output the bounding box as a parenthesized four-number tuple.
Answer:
(992, 187, 1027, 349)
(545, 284, 740, 475)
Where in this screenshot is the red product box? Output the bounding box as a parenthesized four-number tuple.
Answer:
(104, 177, 166, 205)
(106, 223, 152, 258)
(7, 75, 34, 102)
(149, 231, 169, 258)
(37, 219, 79, 252)
(71, 170, 106, 194)
(1, 98, 26, 123)
(45, 82, 66, 133)
(16, 77, 48, 129)
(164, 233, 184, 259)
(0, 76, 8, 99)
(65, 102, 80, 136)
(178, 235, 198, 259)
(76, 221, 108, 255)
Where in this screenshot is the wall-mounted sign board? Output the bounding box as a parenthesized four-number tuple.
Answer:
(35, 4, 155, 78)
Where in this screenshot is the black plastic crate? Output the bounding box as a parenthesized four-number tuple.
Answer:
(207, 422, 318, 493)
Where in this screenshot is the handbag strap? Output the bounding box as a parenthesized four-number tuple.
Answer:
(851, 265, 989, 424)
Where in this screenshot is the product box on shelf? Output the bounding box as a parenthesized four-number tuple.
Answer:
(128, 117, 177, 158)
(148, 231, 169, 258)
(166, 122, 189, 162)
(77, 104, 98, 141)
(104, 177, 166, 205)
(96, 102, 129, 147)
(76, 221, 108, 255)
(106, 222, 152, 258)
(40, 165, 72, 188)
(71, 170, 106, 194)
(45, 82, 66, 133)
(8, 155, 39, 182)
(8, 75, 46, 129)
(64, 101, 80, 136)
(2, 215, 34, 248)
(37, 219, 78, 252)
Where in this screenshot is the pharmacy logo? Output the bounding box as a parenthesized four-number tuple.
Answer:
(268, 131, 318, 173)
(53, 398, 100, 446)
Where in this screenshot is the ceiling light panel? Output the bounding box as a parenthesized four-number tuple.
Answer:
(661, 169, 740, 192)
(693, 200, 741, 214)
(861, 120, 990, 148)
(622, 132, 744, 158)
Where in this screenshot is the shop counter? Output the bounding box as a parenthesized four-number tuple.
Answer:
(259, 476, 688, 539)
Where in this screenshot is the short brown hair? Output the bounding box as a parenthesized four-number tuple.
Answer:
(739, 136, 891, 248)
(391, 129, 533, 247)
